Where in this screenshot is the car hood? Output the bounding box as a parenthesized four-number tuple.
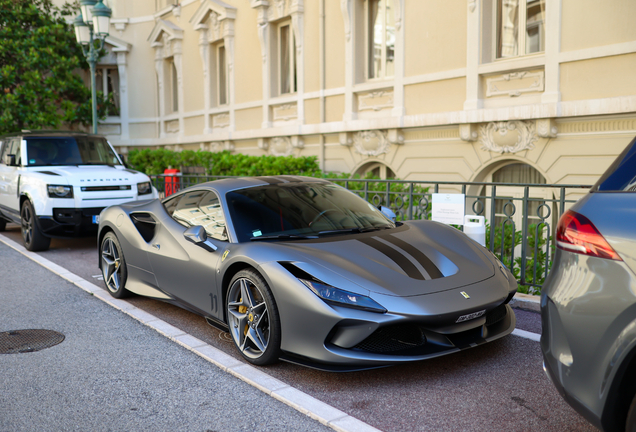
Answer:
(277, 221, 496, 297)
(31, 165, 148, 185)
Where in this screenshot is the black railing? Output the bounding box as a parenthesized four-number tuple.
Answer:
(149, 174, 592, 294)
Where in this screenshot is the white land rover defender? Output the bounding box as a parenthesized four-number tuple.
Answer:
(0, 131, 158, 251)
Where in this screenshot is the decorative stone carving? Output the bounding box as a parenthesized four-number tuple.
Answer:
(339, 132, 353, 146)
(358, 90, 394, 112)
(257, 138, 269, 150)
(468, 0, 476, 12)
(479, 121, 538, 153)
(536, 119, 558, 138)
(352, 130, 391, 156)
(387, 129, 404, 145)
(165, 120, 180, 134)
(269, 137, 294, 156)
(111, 18, 128, 34)
(459, 124, 478, 142)
(212, 113, 230, 128)
(291, 136, 304, 149)
(486, 71, 544, 98)
(272, 103, 298, 121)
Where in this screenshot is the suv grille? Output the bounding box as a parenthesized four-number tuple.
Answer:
(81, 185, 131, 192)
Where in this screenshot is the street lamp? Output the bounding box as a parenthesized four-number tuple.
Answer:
(73, 0, 112, 134)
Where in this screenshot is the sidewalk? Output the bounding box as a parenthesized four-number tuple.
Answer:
(0, 241, 331, 432)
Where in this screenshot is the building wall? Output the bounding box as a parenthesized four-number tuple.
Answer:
(60, 0, 636, 187)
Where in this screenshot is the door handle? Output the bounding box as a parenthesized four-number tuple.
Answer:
(151, 243, 160, 250)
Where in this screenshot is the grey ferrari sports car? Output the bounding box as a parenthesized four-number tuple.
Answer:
(97, 176, 517, 370)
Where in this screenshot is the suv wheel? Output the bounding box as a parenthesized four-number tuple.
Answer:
(21, 200, 51, 251)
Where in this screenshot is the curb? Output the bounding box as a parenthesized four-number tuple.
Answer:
(0, 234, 381, 432)
(509, 293, 541, 313)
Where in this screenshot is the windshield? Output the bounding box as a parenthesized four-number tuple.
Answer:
(226, 182, 395, 242)
(25, 137, 120, 167)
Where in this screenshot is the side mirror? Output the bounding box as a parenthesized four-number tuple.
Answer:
(378, 205, 396, 222)
(118, 153, 128, 168)
(183, 225, 217, 252)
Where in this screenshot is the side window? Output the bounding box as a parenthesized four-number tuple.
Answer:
(171, 190, 228, 241)
(1, 138, 17, 165)
(162, 194, 183, 217)
(12, 139, 22, 166)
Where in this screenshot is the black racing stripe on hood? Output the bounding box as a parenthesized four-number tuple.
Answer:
(357, 237, 425, 280)
(380, 234, 444, 279)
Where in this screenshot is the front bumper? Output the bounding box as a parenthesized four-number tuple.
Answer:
(262, 261, 517, 370)
(37, 207, 103, 237)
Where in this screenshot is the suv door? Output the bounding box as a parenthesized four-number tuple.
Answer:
(0, 137, 22, 222)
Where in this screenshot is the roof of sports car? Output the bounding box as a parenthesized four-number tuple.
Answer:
(185, 175, 331, 194)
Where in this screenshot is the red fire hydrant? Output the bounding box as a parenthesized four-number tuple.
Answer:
(164, 167, 180, 197)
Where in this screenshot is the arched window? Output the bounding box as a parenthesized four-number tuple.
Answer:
(355, 161, 395, 179)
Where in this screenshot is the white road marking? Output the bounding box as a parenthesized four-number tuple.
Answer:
(91, 274, 104, 280)
(512, 328, 541, 342)
(0, 233, 381, 432)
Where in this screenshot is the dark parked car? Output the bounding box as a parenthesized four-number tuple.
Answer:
(541, 136, 636, 431)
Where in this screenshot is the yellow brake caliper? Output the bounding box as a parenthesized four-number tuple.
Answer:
(238, 300, 248, 335)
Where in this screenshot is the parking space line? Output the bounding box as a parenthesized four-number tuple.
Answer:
(512, 328, 541, 342)
(0, 233, 381, 432)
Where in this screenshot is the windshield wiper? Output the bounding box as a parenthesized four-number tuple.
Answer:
(250, 234, 319, 241)
(77, 162, 114, 166)
(317, 226, 393, 236)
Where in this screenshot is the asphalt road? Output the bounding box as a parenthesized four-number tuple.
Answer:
(0, 239, 331, 432)
(2, 225, 596, 431)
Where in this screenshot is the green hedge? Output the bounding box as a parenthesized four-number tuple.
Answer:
(127, 148, 322, 177)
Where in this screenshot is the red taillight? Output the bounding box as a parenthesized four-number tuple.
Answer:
(556, 210, 622, 260)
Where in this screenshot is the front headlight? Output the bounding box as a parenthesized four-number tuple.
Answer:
(299, 279, 386, 313)
(47, 184, 73, 198)
(137, 181, 151, 195)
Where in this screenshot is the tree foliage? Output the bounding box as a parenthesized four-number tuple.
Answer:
(0, 0, 109, 133)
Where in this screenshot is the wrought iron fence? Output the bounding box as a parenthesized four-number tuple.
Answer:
(149, 174, 592, 294)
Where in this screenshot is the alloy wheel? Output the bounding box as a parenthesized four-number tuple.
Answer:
(101, 238, 122, 293)
(21, 204, 33, 246)
(227, 278, 270, 359)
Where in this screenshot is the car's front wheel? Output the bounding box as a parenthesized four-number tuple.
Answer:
(100, 232, 131, 298)
(21, 200, 50, 251)
(226, 269, 281, 365)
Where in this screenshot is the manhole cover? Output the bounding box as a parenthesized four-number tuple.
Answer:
(0, 329, 65, 354)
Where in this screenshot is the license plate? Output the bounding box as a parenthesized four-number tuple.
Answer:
(456, 310, 486, 323)
(92, 215, 100, 224)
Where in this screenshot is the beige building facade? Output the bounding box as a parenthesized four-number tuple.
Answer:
(62, 0, 636, 189)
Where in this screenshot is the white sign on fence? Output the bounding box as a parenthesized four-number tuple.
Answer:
(431, 193, 466, 225)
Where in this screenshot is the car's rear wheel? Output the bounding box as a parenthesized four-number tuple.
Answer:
(226, 269, 281, 365)
(21, 200, 50, 251)
(627, 394, 636, 432)
(100, 232, 131, 298)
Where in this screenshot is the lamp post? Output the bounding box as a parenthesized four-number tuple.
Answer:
(73, 0, 112, 135)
